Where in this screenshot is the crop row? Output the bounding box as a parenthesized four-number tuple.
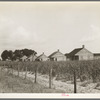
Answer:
(0, 60, 100, 83)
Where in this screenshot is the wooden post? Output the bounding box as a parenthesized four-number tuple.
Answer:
(0, 66, 2, 78)
(74, 69, 77, 93)
(34, 67, 37, 83)
(49, 67, 52, 89)
(7, 65, 9, 74)
(25, 66, 27, 79)
(21, 66, 24, 77)
(12, 65, 13, 77)
(18, 65, 19, 77)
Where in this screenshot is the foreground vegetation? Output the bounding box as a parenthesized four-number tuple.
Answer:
(0, 68, 64, 93)
(0, 59, 100, 82)
(0, 59, 100, 93)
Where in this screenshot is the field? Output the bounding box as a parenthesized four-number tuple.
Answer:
(0, 60, 100, 93)
(0, 67, 64, 93)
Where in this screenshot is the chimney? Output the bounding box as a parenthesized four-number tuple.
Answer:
(58, 49, 59, 52)
(43, 52, 44, 54)
(82, 45, 85, 48)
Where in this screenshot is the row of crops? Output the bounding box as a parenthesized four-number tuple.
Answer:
(0, 59, 100, 83)
(0, 59, 100, 93)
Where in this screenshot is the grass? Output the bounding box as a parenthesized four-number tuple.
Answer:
(0, 67, 65, 93)
(80, 81, 91, 87)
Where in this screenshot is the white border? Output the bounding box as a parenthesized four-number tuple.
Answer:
(0, 93, 100, 98)
(0, 1, 100, 98)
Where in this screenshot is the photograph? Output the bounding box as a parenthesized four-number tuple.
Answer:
(0, 1, 100, 98)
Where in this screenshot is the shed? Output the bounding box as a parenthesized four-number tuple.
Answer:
(36, 52, 49, 61)
(49, 49, 66, 61)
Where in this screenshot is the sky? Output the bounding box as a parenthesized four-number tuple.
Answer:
(0, 2, 100, 57)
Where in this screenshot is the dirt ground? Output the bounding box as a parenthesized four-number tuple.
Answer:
(1, 67, 100, 93)
(0, 67, 64, 93)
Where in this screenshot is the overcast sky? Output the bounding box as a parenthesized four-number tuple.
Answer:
(0, 2, 100, 57)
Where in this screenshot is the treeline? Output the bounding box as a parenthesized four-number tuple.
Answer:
(0, 59, 100, 83)
(1, 49, 37, 61)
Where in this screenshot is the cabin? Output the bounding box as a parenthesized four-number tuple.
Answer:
(93, 53, 100, 60)
(20, 55, 27, 61)
(15, 58, 20, 62)
(36, 52, 49, 61)
(27, 54, 37, 61)
(49, 49, 66, 61)
(65, 45, 94, 61)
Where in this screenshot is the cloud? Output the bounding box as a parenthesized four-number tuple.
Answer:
(80, 24, 100, 42)
(3, 26, 46, 48)
(0, 16, 47, 50)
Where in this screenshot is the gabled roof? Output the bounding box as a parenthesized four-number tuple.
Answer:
(94, 53, 100, 56)
(65, 45, 93, 57)
(68, 48, 82, 56)
(28, 54, 37, 59)
(65, 48, 83, 57)
(36, 53, 48, 59)
(20, 55, 27, 59)
(49, 49, 65, 58)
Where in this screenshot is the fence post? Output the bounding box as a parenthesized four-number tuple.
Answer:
(12, 65, 13, 77)
(7, 65, 9, 74)
(34, 67, 37, 83)
(21, 65, 24, 77)
(49, 66, 52, 89)
(17, 65, 19, 77)
(25, 66, 27, 79)
(0, 66, 2, 78)
(74, 69, 77, 93)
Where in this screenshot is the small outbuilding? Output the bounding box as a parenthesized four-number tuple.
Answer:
(20, 55, 27, 61)
(27, 54, 37, 61)
(93, 53, 100, 60)
(36, 52, 49, 61)
(49, 49, 66, 61)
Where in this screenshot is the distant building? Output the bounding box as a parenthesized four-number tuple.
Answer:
(65, 45, 94, 61)
(15, 59, 20, 62)
(93, 53, 100, 60)
(20, 55, 27, 61)
(27, 54, 37, 61)
(49, 49, 66, 61)
(36, 52, 49, 61)
(5, 57, 12, 61)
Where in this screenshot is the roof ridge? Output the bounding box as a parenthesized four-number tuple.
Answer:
(49, 50, 64, 57)
(68, 47, 83, 56)
(37, 53, 48, 59)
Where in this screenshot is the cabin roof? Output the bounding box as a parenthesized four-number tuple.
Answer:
(49, 49, 65, 58)
(65, 48, 82, 57)
(36, 53, 48, 59)
(94, 53, 100, 56)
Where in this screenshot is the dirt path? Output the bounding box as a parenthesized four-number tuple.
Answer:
(6, 68, 100, 93)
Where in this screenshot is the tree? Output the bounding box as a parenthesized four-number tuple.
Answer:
(1, 50, 13, 61)
(21, 49, 37, 57)
(13, 50, 23, 60)
(1, 48, 37, 61)
(8, 50, 13, 60)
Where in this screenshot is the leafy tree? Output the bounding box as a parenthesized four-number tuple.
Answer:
(8, 50, 13, 60)
(21, 49, 37, 57)
(1, 50, 8, 60)
(13, 50, 23, 60)
(1, 50, 13, 61)
(1, 48, 37, 61)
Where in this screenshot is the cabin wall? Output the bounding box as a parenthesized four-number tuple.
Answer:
(76, 48, 93, 60)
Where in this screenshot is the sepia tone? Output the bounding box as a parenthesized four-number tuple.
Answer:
(0, 2, 100, 94)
